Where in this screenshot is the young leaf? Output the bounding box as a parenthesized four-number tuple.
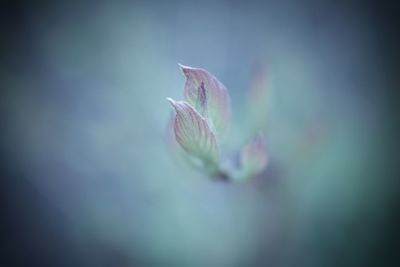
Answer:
(167, 98, 219, 164)
(240, 133, 268, 179)
(178, 64, 231, 138)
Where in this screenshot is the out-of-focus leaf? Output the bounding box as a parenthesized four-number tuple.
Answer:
(167, 98, 219, 164)
(247, 62, 270, 132)
(240, 133, 268, 179)
(179, 64, 231, 138)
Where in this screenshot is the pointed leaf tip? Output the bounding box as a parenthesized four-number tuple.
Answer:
(167, 97, 176, 107)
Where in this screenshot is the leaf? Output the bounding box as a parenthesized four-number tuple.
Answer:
(179, 64, 231, 138)
(167, 98, 219, 164)
(247, 62, 271, 132)
(240, 133, 268, 178)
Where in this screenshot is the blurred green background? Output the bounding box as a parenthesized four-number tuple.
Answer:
(0, 0, 398, 266)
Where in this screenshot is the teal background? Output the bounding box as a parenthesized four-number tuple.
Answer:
(0, 1, 398, 266)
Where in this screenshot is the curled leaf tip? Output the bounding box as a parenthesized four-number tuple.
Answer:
(178, 63, 194, 74)
(166, 97, 177, 109)
(178, 63, 196, 77)
(166, 97, 174, 103)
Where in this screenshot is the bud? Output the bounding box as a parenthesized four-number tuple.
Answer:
(166, 64, 270, 182)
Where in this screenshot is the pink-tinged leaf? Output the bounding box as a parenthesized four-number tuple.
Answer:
(167, 98, 219, 163)
(248, 61, 268, 102)
(247, 62, 270, 132)
(240, 133, 268, 178)
(179, 64, 231, 137)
